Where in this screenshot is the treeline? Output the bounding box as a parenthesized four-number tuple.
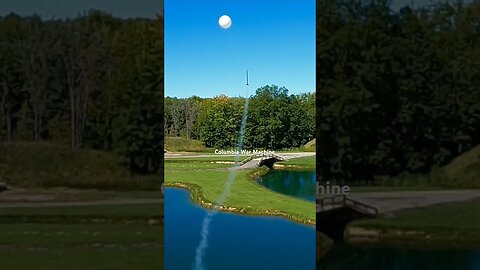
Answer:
(165, 85, 315, 150)
(0, 11, 163, 174)
(317, 0, 480, 184)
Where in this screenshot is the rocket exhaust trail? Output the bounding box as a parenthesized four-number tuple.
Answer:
(192, 74, 250, 270)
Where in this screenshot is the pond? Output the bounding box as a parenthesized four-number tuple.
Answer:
(256, 170, 316, 202)
(165, 188, 315, 270)
(317, 244, 480, 270)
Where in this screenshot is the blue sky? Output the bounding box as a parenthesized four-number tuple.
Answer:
(0, 0, 162, 18)
(165, 0, 315, 98)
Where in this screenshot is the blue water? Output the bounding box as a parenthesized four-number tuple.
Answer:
(165, 188, 316, 270)
(318, 244, 480, 270)
(257, 170, 316, 202)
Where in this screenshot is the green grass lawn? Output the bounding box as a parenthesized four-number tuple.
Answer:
(350, 186, 447, 193)
(0, 247, 162, 270)
(442, 145, 480, 188)
(166, 155, 245, 162)
(0, 189, 164, 203)
(0, 142, 163, 269)
(0, 203, 162, 218)
(275, 155, 315, 170)
(0, 203, 163, 270)
(165, 137, 209, 152)
(280, 155, 315, 165)
(350, 199, 480, 244)
(165, 162, 233, 170)
(301, 138, 316, 152)
(165, 163, 315, 223)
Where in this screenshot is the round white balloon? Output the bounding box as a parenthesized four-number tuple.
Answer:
(218, 15, 232, 29)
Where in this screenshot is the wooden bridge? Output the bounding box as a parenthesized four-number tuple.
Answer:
(317, 195, 378, 240)
(258, 154, 284, 169)
(230, 152, 314, 170)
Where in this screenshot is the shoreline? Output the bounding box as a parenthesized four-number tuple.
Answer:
(341, 197, 480, 247)
(273, 164, 315, 170)
(248, 166, 316, 204)
(317, 232, 334, 259)
(317, 223, 480, 261)
(318, 198, 480, 259)
(344, 224, 480, 248)
(164, 167, 315, 226)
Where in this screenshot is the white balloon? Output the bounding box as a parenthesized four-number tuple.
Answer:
(218, 15, 232, 29)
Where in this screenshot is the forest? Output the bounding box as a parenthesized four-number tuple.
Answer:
(317, 0, 480, 185)
(165, 85, 315, 150)
(0, 11, 163, 174)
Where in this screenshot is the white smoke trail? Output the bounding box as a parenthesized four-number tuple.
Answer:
(192, 212, 214, 270)
(192, 98, 249, 270)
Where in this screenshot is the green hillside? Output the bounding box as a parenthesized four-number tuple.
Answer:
(164, 137, 208, 152)
(0, 142, 160, 190)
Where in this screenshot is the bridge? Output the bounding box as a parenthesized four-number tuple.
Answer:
(165, 152, 315, 171)
(258, 154, 285, 168)
(229, 153, 284, 170)
(316, 195, 378, 240)
(228, 152, 314, 170)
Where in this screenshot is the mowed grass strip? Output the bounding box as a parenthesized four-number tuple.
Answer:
(165, 167, 315, 222)
(0, 204, 163, 244)
(276, 156, 315, 169)
(165, 162, 233, 170)
(0, 203, 163, 225)
(0, 203, 163, 270)
(0, 189, 163, 203)
(0, 223, 161, 246)
(0, 248, 163, 270)
(166, 155, 248, 162)
(352, 199, 480, 239)
(349, 186, 447, 193)
(164, 136, 209, 152)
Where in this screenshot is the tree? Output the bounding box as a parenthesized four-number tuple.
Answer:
(117, 18, 163, 174)
(317, 0, 480, 185)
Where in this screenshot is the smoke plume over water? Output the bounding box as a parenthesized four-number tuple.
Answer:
(192, 98, 249, 270)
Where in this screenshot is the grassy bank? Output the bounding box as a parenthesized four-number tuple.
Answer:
(0, 142, 160, 190)
(0, 203, 163, 270)
(347, 199, 480, 246)
(165, 136, 316, 153)
(165, 155, 246, 163)
(165, 160, 236, 171)
(274, 155, 315, 170)
(366, 145, 480, 189)
(164, 137, 209, 152)
(317, 232, 333, 259)
(301, 138, 316, 152)
(350, 186, 447, 193)
(165, 158, 315, 224)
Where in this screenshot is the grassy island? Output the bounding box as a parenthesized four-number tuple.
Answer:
(165, 155, 315, 224)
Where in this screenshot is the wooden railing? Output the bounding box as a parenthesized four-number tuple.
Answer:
(259, 154, 284, 163)
(317, 195, 378, 216)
